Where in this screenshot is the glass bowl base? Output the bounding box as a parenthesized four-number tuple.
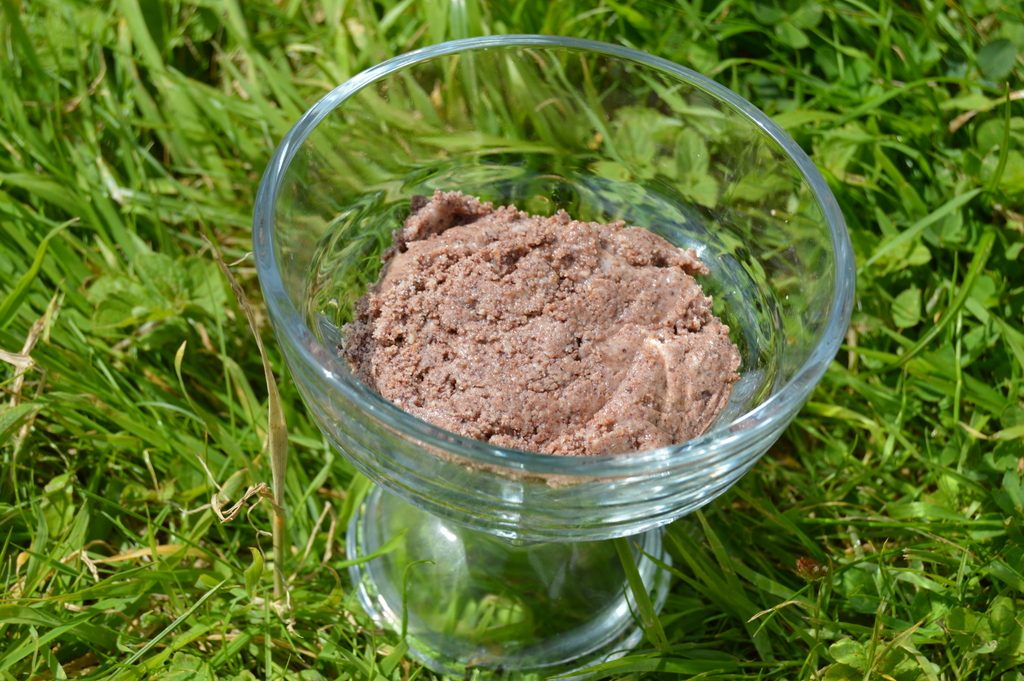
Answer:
(347, 485, 671, 678)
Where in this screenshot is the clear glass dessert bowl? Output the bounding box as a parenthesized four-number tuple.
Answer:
(254, 35, 854, 677)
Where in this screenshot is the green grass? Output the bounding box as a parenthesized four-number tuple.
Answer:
(1, 0, 1023, 678)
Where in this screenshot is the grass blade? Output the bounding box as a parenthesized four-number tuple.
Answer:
(117, 579, 226, 669)
(208, 239, 290, 605)
(881, 229, 996, 372)
(0, 220, 71, 329)
(614, 537, 669, 653)
(862, 188, 982, 270)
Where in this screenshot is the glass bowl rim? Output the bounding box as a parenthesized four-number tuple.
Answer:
(253, 34, 855, 477)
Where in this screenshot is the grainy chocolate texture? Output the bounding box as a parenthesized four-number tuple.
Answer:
(344, 191, 741, 456)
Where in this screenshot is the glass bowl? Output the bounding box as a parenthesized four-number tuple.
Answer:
(254, 35, 854, 677)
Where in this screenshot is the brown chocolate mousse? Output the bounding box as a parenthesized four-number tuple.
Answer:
(344, 191, 740, 456)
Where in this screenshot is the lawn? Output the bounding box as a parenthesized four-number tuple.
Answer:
(1, 0, 1023, 679)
